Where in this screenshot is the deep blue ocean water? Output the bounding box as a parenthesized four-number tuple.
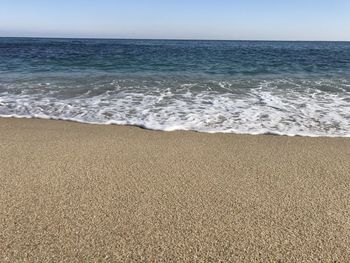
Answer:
(0, 38, 349, 136)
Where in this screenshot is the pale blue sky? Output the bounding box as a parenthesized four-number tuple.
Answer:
(0, 0, 349, 40)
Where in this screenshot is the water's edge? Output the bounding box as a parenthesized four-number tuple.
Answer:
(1, 115, 349, 138)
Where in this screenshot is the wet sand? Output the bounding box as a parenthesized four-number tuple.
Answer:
(1, 118, 350, 262)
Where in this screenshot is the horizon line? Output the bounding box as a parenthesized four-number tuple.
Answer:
(1, 35, 349, 43)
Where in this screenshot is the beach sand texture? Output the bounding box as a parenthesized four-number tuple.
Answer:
(1, 118, 350, 262)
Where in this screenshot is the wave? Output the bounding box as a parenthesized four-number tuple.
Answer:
(0, 78, 349, 137)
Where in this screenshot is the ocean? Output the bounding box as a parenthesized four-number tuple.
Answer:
(0, 38, 349, 137)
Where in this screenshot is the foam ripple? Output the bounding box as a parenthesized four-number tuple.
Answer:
(0, 78, 349, 137)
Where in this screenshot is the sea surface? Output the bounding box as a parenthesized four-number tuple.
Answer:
(0, 38, 350, 136)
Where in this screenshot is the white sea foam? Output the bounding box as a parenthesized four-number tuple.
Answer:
(0, 78, 349, 137)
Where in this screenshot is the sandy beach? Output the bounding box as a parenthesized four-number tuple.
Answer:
(1, 117, 350, 262)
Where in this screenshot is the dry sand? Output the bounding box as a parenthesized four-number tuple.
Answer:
(1, 118, 350, 262)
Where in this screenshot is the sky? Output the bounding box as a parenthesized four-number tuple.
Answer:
(0, 0, 349, 41)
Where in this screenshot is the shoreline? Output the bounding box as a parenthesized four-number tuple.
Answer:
(1, 117, 350, 261)
(1, 115, 349, 138)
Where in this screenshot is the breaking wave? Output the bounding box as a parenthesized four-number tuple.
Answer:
(1, 77, 349, 137)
